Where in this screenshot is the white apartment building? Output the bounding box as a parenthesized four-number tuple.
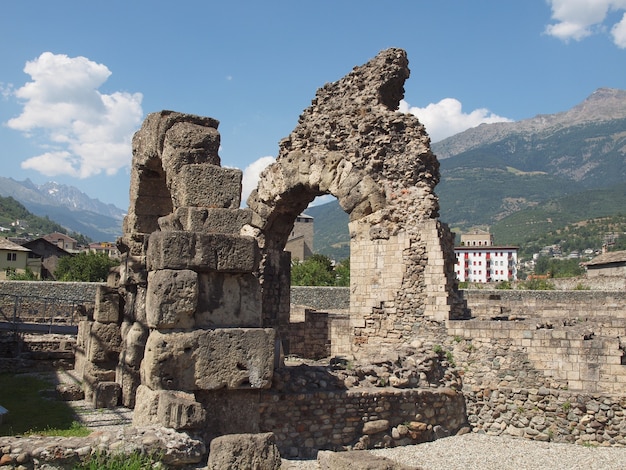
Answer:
(454, 231, 518, 283)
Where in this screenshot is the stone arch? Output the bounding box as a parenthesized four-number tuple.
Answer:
(247, 48, 465, 358)
(121, 111, 223, 256)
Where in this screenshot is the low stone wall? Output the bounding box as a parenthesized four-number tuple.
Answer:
(285, 309, 331, 359)
(0, 281, 102, 302)
(462, 289, 626, 320)
(290, 286, 349, 311)
(465, 387, 626, 446)
(447, 318, 626, 394)
(259, 387, 467, 458)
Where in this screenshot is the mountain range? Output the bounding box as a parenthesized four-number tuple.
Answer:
(0, 177, 125, 242)
(309, 88, 626, 259)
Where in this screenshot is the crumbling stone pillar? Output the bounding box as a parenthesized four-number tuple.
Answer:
(111, 112, 275, 435)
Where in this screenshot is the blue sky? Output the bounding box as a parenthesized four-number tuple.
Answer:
(1, 0, 625, 211)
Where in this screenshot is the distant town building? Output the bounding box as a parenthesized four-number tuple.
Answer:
(43, 232, 80, 253)
(88, 241, 120, 259)
(583, 250, 626, 277)
(0, 237, 40, 279)
(284, 213, 314, 261)
(454, 231, 518, 283)
(22, 237, 71, 280)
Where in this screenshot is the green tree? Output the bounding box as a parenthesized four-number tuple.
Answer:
(6, 267, 40, 281)
(291, 254, 335, 286)
(334, 258, 350, 286)
(55, 251, 118, 282)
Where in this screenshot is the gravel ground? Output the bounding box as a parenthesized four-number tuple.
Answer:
(282, 434, 626, 470)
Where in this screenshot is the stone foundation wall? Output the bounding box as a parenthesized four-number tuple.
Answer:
(0, 281, 101, 302)
(259, 387, 467, 458)
(464, 387, 626, 446)
(290, 287, 349, 311)
(462, 289, 626, 320)
(285, 309, 331, 359)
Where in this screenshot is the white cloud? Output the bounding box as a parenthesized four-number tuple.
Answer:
(241, 155, 275, 204)
(6, 52, 143, 178)
(612, 12, 626, 47)
(399, 98, 512, 143)
(545, 0, 626, 47)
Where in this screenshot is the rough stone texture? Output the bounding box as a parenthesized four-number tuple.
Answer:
(146, 231, 259, 272)
(93, 381, 121, 408)
(146, 269, 198, 329)
(141, 328, 275, 391)
(195, 272, 262, 327)
(86, 321, 121, 364)
(133, 385, 206, 430)
(93, 286, 120, 323)
(246, 48, 465, 356)
(0, 426, 206, 468)
(207, 432, 281, 470)
(158, 207, 253, 233)
(170, 164, 242, 209)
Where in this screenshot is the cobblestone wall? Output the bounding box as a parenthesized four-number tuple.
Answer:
(290, 287, 349, 311)
(259, 387, 467, 458)
(0, 281, 101, 302)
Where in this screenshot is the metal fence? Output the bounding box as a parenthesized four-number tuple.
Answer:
(0, 293, 92, 334)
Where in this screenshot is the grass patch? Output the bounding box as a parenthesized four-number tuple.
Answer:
(0, 372, 90, 437)
(74, 451, 163, 470)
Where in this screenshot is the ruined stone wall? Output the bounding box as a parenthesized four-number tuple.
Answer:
(247, 48, 464, 357)
(0, 281, 100, 302)
(462, 289, 626, 320)
(447, 319, 626, 394)
(284, 309, 331, 359)
(258, 387, 467, 458)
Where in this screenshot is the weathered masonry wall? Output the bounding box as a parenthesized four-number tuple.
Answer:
(0, 281, 101, 302)
(447, 319, 626, 393)
(259, 387, 467, 458)
(463, 387, 626, 446)
(462, 289, 626, 320)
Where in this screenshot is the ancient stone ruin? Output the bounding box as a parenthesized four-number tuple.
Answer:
(74, 48, 468, 456)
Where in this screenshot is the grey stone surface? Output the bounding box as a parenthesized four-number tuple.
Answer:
(146, 231, 259, 272)
(170, 164, 242, 209)
(207, 432, 281, 470)
(93, 381, 121, 408)
(158, 206, 253, 233)
(195, 272, 262, 327)
(146, 269, 198, 329)
(133, 385, 206, 430)
(93, 286, 120, 323)
(318, 450, 418, 470)
(141, 328, 275, 391)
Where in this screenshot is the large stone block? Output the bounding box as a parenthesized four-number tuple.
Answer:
(87, 321, 122, 364)
(132, 385, 206, 430)
(169, 164, 242, 209)
(196, 272, 262, 328)
(147, 231, 259, 272)
(119, 321, 149, 368)
(158, 207, 253, 233)
(82, 362, 116, 402)
(207, 433, 281, 470)
(116, 362, 141, 408)
(161, 121, 221, 175)
(93, 381, 121, 409)
(141, 328, 275, 391)
(146, 269, 198, 329)
(94, 286, 120, 323)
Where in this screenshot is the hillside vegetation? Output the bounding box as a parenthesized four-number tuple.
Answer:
(0, 196, 68, 238)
